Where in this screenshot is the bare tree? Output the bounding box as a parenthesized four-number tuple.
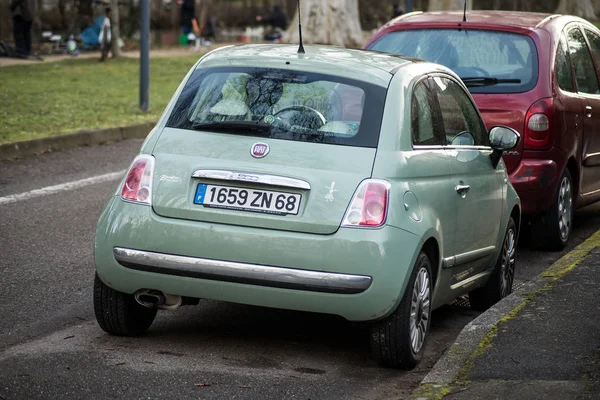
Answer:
(283, 0, 364, 48)
(428, 0, 472, 10)
(78, 0, 94, 31)
(555, 0, 596, 20)
(111, 0, 121, 57)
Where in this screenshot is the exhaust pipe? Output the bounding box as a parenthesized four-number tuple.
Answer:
(134, 289, 182, 310)
(135, 289, 165, 308)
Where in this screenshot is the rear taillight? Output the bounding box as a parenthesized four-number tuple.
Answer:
(342, 180, 390, 228)
(120, 155, 155, 205)
(524, 97, 554, 150)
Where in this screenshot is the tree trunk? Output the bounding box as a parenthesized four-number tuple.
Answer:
(111, 0, 121, 57)
(78, 0, 94, 31)
(58, 0, 68, 30)
(197, 0, 206, 27)
(126, 0, 139, 38)
(428, 0, 472, 11)
(283, 0, 363, 48)
(285, 0, 296, 16)
(555, 0, 596, 20)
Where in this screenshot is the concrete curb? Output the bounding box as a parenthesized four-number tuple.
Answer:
(0, 122, 155, 162)
(411, 230, 600, 400)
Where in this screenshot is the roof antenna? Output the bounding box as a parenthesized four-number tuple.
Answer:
(297, 0, 305, 54)
(462, 0, 467, 22)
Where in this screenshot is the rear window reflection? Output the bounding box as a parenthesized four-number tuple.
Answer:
(166, 67, 386, 147)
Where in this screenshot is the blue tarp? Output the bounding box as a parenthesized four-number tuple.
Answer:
(80, 16, 105, 46)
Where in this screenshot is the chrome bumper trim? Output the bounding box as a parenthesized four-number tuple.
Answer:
(191, 169, 311, 190)
(442, 246, 496, 269)
(113, 247, 372, 294)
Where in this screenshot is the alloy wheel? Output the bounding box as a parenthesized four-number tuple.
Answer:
(500, 227, 516, 297)
(557, 176, 572, 241)
(409, 267, 431, 354)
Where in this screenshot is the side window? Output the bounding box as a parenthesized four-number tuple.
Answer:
(411, 80, 441, 146)
(584, 29, 600, 64)
(429, 76, 488, 147)
(557, 32, 575, 92)
(567, 27, 600, 94)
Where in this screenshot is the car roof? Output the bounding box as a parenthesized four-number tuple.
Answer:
(199, 44, 417, 87)
(384, 10, 557, 31)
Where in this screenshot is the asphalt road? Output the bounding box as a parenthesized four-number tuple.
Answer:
(0, 141, 598, 400)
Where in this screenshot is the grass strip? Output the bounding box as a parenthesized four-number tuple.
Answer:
(0, 55, 199, 145)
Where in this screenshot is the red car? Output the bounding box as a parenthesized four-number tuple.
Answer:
(366, 11, 600, 249)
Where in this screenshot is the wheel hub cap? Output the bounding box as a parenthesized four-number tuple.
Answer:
(500, 228, 516, 297)
(558, 177, 572, 241)
(410, 267, 431, 354)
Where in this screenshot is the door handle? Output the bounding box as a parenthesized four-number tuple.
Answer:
(455, 183, 471, 198)
(586, 106, 593, 118)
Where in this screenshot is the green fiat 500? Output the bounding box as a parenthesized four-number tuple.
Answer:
(94, 44, 521, 369)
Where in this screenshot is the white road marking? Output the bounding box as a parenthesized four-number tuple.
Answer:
(0, 170, 125, 205)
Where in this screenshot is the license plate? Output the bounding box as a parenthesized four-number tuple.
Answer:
(194, 184, 301, 215)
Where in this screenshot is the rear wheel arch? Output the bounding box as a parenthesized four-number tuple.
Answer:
(566, 156, 579, 201)
(421, 237, 440, 289)
(384, 236, 439, 319)
(510, 205, 521, 236)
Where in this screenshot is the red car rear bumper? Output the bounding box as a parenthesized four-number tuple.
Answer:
(509, 158, 560, 215)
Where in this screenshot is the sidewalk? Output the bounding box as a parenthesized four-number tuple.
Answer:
(413, 231, 600, 400)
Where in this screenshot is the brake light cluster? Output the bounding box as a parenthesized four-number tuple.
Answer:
(524, 97, 554, 150)
(121, 155, 155, 205)
(342, 180, 390, 227)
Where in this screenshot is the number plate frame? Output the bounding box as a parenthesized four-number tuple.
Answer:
(194, 183, 302, 215)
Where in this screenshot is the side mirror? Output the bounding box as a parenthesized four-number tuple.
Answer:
(489, 126, 520, 168)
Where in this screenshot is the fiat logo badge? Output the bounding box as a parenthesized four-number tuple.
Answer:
(250, 142, 270, 158)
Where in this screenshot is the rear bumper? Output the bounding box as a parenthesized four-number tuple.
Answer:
(509, 157, 560, 215)
(113, 247, 372, 294)
(95, 197, 422, 321)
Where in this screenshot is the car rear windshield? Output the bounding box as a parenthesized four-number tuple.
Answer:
(369, 29, 538, 94)
(166, 66, 387, 147)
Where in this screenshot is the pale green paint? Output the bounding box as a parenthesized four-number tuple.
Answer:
(95, 197, 421, 321)
(95, 44, 520, 322)
(199, 44, 410, 87)
(152, 128, 376, 235)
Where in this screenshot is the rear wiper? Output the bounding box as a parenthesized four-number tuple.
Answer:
(190, 121, 271, 135)
(460, 77, 522, 87)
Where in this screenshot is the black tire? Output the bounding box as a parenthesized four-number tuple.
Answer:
(93, 274, 157, 336)
(370, 252, 433, 369)
(544, 169, 574, 251)
(469, 217, 517, 311)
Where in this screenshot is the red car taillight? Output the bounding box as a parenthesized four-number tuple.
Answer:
(121, 155, 155, 205)
(524, 97, 554, 150)
(342, 180, 390, 228)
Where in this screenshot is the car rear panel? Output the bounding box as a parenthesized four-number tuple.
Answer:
(472, 93, 530, 173)
(150, 127, 376, 234)
(95, 197, 421, 321)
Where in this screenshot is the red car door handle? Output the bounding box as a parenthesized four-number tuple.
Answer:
(586, 106, 593, 118)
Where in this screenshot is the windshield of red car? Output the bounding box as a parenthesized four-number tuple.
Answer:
(368, 29, 538, 94)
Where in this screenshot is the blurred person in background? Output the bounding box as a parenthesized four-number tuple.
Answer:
(9, 0, 35, 56)
(99, 7, 112, 61)
(392, 3, 404, 19)
(256, 4, 288, 41)
(178, 0, 196, 35)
